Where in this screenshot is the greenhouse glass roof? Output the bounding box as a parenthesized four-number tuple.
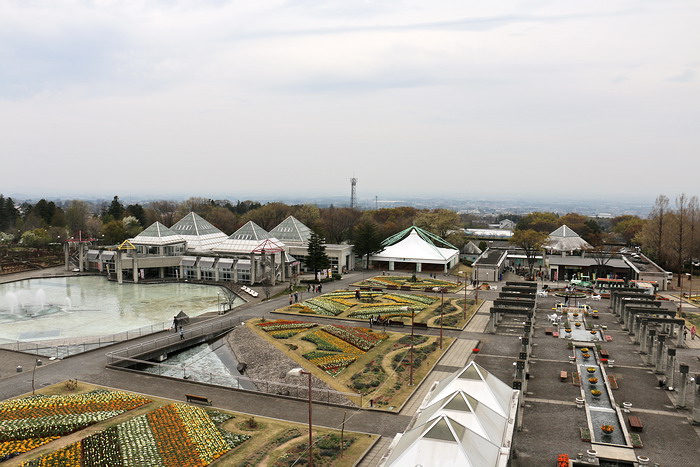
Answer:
(269, 216, 312, 244)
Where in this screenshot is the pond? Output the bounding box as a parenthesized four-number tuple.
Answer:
(0, 276, 243, 342)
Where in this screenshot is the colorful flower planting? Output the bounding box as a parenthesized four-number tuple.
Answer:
(302, 330, 366, 354)
(0, 390, 151, 459)
(302, 297, 352, 316)
(302, 351, 359, 376)
(21, 404, 249, 467)
(256, 320, 317, 338)
(356, 276, 459, 291)
(321, 324, 386, 351)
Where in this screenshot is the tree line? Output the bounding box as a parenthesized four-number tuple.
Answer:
(5, 192, 694, 277)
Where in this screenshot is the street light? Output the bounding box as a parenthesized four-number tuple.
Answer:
(287, 368, 314, 467)
(439, 288, 445, 349)
(401, 306, 416, 386)
(32, 359, 43, 395)
(217, 292, 221, 314)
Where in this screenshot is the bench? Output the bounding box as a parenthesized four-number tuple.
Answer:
(599, 349, 610, 359)
(628, 415, 644, 432)
(545, 328, 553, 335)
(560, 371, 568, 382)
(185, 394, 212, 406)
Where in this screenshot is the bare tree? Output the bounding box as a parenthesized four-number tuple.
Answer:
(673, 194, 689, 287)
(688, 196, 699, 264)
(219, 284, 240, 311)
(640, 195, 670, 267)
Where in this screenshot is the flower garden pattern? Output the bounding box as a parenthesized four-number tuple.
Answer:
(22, 404, 249, 467)
(256, 320, 317, 338)
(0, 390, 151, 459)
(355, 276, 459, 291)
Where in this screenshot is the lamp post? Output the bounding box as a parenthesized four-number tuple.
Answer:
(439, 288, 445, 349)
(401, 306, 416, 386)
(31, 359, 42, 395)
(287, 368, 313, 467)
(217, 292, 221, 314)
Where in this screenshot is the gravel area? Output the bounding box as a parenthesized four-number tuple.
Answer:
(226, 325, 354, 406)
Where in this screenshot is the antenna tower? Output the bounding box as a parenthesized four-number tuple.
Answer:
(350, 177, 358, 209)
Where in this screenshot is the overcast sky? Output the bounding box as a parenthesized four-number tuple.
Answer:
(1, 1, 698, 202)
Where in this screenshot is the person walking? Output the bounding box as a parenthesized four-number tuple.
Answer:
(179, 326, 184, 340)
(692, 325, 697, 340)
(289, 294, 293, 306)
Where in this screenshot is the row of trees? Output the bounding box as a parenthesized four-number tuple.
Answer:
(10, 192, 697, 279)
(637, 194, 700, 284)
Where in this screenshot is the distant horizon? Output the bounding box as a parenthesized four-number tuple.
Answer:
(1, 190, 655, 217)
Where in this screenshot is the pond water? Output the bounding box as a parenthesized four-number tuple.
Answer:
(0, 277, 243, 342)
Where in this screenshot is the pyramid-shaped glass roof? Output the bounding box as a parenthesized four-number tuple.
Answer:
(269, 216, 312, 244)
(230, 221, 271, 241)
(131, 222, 185, 246)
(547, 224, 592, 252)
(170, 212, 228, 251)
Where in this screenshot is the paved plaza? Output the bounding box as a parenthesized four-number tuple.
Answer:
(1, 268, 700, 466)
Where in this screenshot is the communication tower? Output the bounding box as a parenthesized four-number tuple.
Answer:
(350, 177, 358, 209)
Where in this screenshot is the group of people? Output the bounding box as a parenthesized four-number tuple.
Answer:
(306, 283, 323, 294)
(288, 292, 300, 305)
(369, 314, 387, 328)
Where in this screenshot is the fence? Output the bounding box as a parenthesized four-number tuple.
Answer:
(107, 353, 362, 408)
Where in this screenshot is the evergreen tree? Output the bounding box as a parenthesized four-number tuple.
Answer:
(352, 220, 384, 269)
(105, 195, 125, 221)
(305, 230, 330, 280)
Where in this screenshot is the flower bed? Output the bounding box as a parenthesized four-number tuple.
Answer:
(302, 351, 358, 376)
(321, 325, 385, 352)
(302, 330, 365, 355)
(257, 320, 317, 338)
(303, 298, 351, 316)
(22, 404, 249, 467)
(0, 390, 151, 459)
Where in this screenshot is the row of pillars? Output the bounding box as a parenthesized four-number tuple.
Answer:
(512, 319, 534, 431)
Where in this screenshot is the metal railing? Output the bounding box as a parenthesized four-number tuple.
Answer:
(107, 353, 361, 408)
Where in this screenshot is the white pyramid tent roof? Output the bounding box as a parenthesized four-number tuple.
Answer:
(170, 212, 228, 251)
(371, 228, 459, 264)
(130, 222, 185, 246)
(415, 390, 507, 443)
(384, 415, 501, 467)
(269, 216, 312, 244)
(427, 361, 514, 417)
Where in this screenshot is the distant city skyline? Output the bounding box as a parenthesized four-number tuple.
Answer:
(1, 1, 698, 199)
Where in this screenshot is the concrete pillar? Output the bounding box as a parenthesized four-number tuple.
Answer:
(64, 243, 70, 271)
(678, 364, 690, 408)
(621, 305, 628, 328)
(249, 254, 256, 284)
(270, 253, 276, 286)
(78, 243, 85, 272)
(521, 337, 530, 354)
(515, 360, 526, 394)
(179, 265, 184, 280)
(655, 335, 666, 374)
(629, 313, 636, 335)
(488, 313, 497, 333)
(646, 328, 656, 361)
(677, 323, 685, 347)
(416, 262, 422, 272)
(132, 251, 139, 283)
(693, 375, 700, 424)
(388, 260, 395, 271)
(639, 320, 648, 353)
(116, 250, 123, 285)
(666, 348, 677, 389)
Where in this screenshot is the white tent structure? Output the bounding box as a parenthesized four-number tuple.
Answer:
(381, 361, 518, 467)
(370, 226, 460, 273)
(546, 225, 592, 254)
